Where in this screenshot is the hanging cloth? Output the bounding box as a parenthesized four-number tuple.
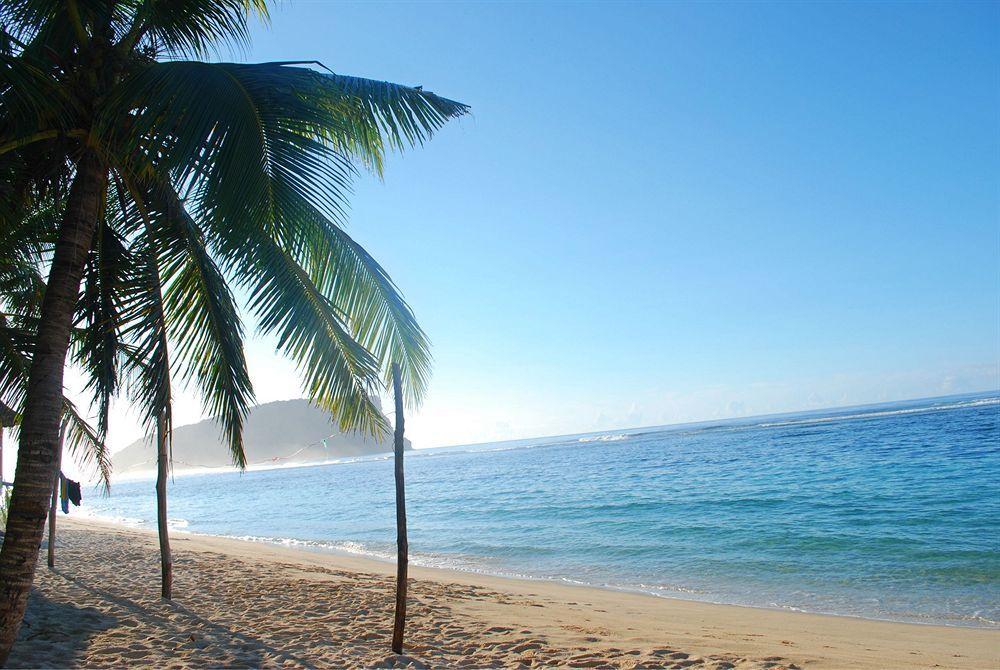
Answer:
(66, 479, 81, 507)
(59, 475, 69, 514)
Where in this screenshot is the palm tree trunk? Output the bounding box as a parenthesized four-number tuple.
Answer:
(156, 412, 172, 599)
(0, 153, 106, 664)
(46, 436, 63, 570)
(391, 364, 407, 654)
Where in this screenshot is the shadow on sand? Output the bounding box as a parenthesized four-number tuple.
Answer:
(22, 568, 315, 668)
(9, 588, 119, 669)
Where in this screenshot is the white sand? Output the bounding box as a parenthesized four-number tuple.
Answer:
(8, 518, 997, 669)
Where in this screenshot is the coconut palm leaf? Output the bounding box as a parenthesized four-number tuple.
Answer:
(0, 42, 73, 136)
(0, 314, 30, 414)
(121, 0, 269, 58)
(61, 396, 112, 492)
(75, 210, 129, 439)
(138, 179, 252, 466)
(241, 225, 386, 435)
(0, 314, 112, 489)
(265, 190, 431, 405)
(117, 229, 174, 442)
(104, 60, 461, 401)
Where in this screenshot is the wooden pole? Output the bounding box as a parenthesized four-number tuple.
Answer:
(155, 412, 172, 599)
(390, 364, 408, 654)
(47, 428, 64, 569)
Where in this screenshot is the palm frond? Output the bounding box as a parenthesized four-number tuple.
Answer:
(270, 190, 431, 405)
(2, 7, 469, 479)
(117, 228, 173, 444)
(144, 180, 253, 467)
(129, 0, 269, 58)
(0, 315, 112, 489)
(106, 60, 467, 217)
(240, 225, 387, 435)
(0, 313, 31, 414)
(314, 70, 470, 174)
(104, 60, 464, 403)
(61, 397, 112, 492)
(0, 255, 46, 322)
(74, 196, 130, 439)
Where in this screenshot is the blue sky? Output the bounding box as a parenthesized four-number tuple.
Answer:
(60, 1, 1000, 461)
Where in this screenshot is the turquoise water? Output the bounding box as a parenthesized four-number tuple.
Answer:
(86, 392, 999, 627)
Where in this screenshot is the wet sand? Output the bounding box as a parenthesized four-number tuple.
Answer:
(9, 518, 996, 669)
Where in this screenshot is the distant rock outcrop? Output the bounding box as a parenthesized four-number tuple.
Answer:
(112, 398, 409, 474)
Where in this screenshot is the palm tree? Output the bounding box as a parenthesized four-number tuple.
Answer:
(1, 226, 115, 569)
(1, 182, 166, 580)
(5, 183, 194, 599)
(0, 1, 466, 659)
(0, 201, 114, 488)
(390, 363, 408, 654)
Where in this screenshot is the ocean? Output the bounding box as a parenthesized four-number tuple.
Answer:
(84, 391, 999, 628)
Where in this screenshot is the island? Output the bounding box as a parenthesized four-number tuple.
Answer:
(112, 398, 409, 474)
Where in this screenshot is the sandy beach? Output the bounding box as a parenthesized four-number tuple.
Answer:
(5, 518, 994, 669)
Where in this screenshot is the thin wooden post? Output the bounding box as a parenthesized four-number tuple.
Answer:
(156, 412, 172, 599)
(47, 429, 64, 569)
(390, 364, 408, 654)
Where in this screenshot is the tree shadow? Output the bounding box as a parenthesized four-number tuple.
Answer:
(8, 589, 118, 669)
(45, 569, 315, 667)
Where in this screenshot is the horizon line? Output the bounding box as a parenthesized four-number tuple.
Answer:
(424, 387, 1000, 452)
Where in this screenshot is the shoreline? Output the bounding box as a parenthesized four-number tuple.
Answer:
(212, 537, 996, 632)
(11, 516, 997, 669)
(80, 512, 995, 632)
